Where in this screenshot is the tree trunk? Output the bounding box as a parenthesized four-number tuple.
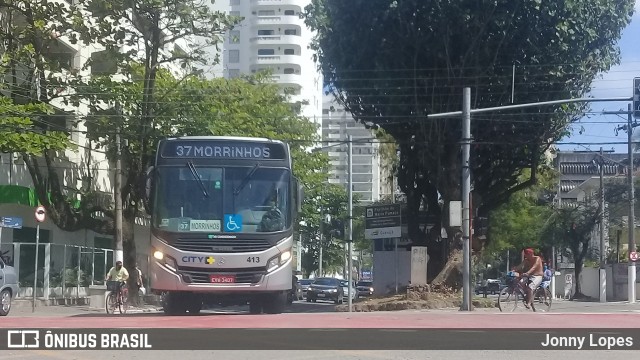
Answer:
(430, 248, 463, 289)
(122, 212, 139, 305)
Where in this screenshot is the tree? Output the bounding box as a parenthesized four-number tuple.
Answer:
(304, 0, 635, 282)
(543, 202, 600, 298)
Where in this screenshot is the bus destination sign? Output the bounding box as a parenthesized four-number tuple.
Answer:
(160, 140, 287, 160)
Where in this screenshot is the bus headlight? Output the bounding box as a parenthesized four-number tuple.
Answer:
(280, 250, 291, 263)
(153, 249, 176, 271)
(267, 250, 292, 273)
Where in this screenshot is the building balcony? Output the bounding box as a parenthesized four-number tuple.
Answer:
(252, 55, 303, 66)
(270, 73, 304, 87)
(253, 15, 306, 28)
(252, 0, 306, 10)
(250, 35, 306, 48)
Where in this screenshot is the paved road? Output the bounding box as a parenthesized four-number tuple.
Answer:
(3, 300, 640, 359)
(4, 299, 640, 329)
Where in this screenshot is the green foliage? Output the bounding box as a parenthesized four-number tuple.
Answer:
(304, 0, 636, 267)
(487, 167, 556, 253)
(542, 202, 601, 295)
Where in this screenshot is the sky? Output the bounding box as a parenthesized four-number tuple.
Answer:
(557, 0, 640, 153)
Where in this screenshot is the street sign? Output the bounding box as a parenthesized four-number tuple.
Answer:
(1, 217, 23, 229)
(634, 77, 640, 119)
(364, 204, 401, 239)
(630, 251, 639, 262)
(35, 206, 46, 223)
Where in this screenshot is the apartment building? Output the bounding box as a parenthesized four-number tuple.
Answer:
(220, 0, 323, 131)
(321, 95, 382, 205)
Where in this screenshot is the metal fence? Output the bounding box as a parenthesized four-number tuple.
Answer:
(1, 242, 118, 299)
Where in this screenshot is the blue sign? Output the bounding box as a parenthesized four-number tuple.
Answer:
(1, 217, 23, 229)
(224, 214, 243, 232)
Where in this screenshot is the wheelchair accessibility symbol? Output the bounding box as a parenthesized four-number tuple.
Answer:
(224, 214, 242, 232)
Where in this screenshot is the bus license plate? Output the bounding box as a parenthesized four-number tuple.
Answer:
(210, 275, 235, 283)
(317, 293, 325, 297)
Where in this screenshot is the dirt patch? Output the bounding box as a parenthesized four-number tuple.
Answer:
(335, 285, 497, 312)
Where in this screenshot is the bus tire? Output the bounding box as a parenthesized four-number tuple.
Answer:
(186, 294, 202, 314)
(249, 298, 263, 314)
(162, 292, 187, 315)
(262, 292, 286, 314)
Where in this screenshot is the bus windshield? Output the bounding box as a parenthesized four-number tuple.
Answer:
(153, 166, 291, 234)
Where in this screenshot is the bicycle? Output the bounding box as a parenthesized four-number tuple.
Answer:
(497, 272, 552, 312)
(105, 280, 129, 314)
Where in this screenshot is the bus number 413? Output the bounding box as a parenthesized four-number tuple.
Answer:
(247, 257, 260, 263)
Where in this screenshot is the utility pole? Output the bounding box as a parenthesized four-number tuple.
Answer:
(114, 110, 123, 264)
(347, 134, 354, 312)
(319, 215, 323, 277)
(628, 103, 636, 303)
(599, 147, 606, 303)
(461, 87, 472, 311)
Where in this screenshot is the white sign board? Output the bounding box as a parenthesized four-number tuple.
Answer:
(449, 201, 462, 227)
(410, 246, 428, 286)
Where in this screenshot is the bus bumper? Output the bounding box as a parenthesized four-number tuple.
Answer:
(149, 245, 292, 294)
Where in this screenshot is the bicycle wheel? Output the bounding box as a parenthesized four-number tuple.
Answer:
(119, 289, 129, 314)
(537, 287, 552, 312)
(498, 286, 518, 312)
(105, 292, 117, 314)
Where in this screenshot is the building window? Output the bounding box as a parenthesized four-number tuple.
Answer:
(284, 10, 295, 15)
(229, 50, 240, 63)
(229, 69, 240, 78)
(284, 29, 297, 35)
(258, 10, 275, 16)
(230, 11, 240, 16)
(284, 49, 295, 55)
(230, 0, 239, 5)
(258, 49, 275, 55)
(229, 30, 240, 43)
(258, 30, 274, 36)
(284, 68, 295, 74)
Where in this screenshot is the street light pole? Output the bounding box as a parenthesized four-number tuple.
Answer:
(628, 103, 636, 303)
(347, 135, 353, 312)
(599, 147, 606, 303)
(461, 87, 472, 311)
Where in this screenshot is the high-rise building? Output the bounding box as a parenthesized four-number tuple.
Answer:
(322, 95, 381, 205)
(221, 0, 323, 131)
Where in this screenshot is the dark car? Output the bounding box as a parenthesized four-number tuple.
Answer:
(299, 279, 312, 298)
(306, 277, 343, 304)
(288, 276, 303, 304)
(356, 280, 374, 297)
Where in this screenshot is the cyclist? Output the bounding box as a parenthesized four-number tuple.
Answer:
(106, 261, 129, 302)
(513, 248, 543, 309)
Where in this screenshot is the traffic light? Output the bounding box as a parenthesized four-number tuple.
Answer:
(634, 77, 640, 119)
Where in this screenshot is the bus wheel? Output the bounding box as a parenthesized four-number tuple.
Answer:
(249, 298, 263, 314)
(186, 294, 202, 314)
(262, 292, 286, 314)
(163, 292, 187, 315)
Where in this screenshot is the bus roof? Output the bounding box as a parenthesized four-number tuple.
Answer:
(162, 136, 287, 146)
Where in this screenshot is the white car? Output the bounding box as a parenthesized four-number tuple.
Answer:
(340, 279, 358, 302)
(0, 256, 19, 316)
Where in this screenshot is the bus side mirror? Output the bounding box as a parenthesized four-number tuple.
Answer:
(296, 180, 304, 213)
(144, 166, 155, 214)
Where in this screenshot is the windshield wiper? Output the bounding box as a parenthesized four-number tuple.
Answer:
(187, 161, 209, 198)
(233, 164, 260, 196)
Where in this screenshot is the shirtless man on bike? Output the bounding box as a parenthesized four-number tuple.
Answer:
(513, 248, 544, 309)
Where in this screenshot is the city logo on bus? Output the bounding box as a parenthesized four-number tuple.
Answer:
(182, 256, 216, 265)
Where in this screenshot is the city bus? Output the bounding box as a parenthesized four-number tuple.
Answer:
(146, 136, 302, 314)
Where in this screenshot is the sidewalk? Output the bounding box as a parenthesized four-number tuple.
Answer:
(9, 300, 161, 317)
